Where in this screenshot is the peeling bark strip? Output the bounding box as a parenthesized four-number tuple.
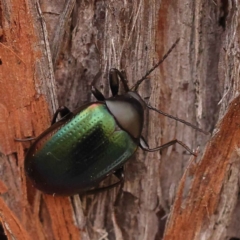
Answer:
(0, 0, 81, 239)
(164, 97, 240, 240)
(163, 1, 240, 239)
(1, 0, 240, 239)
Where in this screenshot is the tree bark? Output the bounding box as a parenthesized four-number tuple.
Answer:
(0, 0, 81, 239)
(0, 0, 239, 240)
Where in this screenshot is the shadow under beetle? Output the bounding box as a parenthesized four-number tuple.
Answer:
(16, 39, 208, 196)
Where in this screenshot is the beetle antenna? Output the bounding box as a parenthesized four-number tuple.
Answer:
(147, 104, 209, 135)
(132, 38, 180, 91)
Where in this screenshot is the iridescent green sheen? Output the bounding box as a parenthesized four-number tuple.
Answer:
(25, 103, 138, 195)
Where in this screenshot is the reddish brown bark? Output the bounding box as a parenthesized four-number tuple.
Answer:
(165, 97, 240, 239)
(0, 0, 81, 239)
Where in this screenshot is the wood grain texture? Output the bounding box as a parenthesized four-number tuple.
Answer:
(1, 0, 240, 239)
(165, 1, 240, 239)
(0, 0, 81, 239)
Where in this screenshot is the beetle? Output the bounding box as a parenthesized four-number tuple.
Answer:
(16, 39, 208, 196)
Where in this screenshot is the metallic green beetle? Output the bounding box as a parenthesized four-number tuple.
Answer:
(25, 89, 144, 195)
(19, 40, 207, 196)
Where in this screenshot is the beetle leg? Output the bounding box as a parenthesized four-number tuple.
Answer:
(113, 167, 125, 206)
(15, 107, 71, 141)
(114, 166, 124, 181)
(109, 68, 119, 96)
(139, 137, 197, 156)
(91, 86, 105, 101)
(51, 106, 71, 125)
(15, 137, 36, 142)
(109, 68, 129, 95)
(83, 167, 124, 195)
